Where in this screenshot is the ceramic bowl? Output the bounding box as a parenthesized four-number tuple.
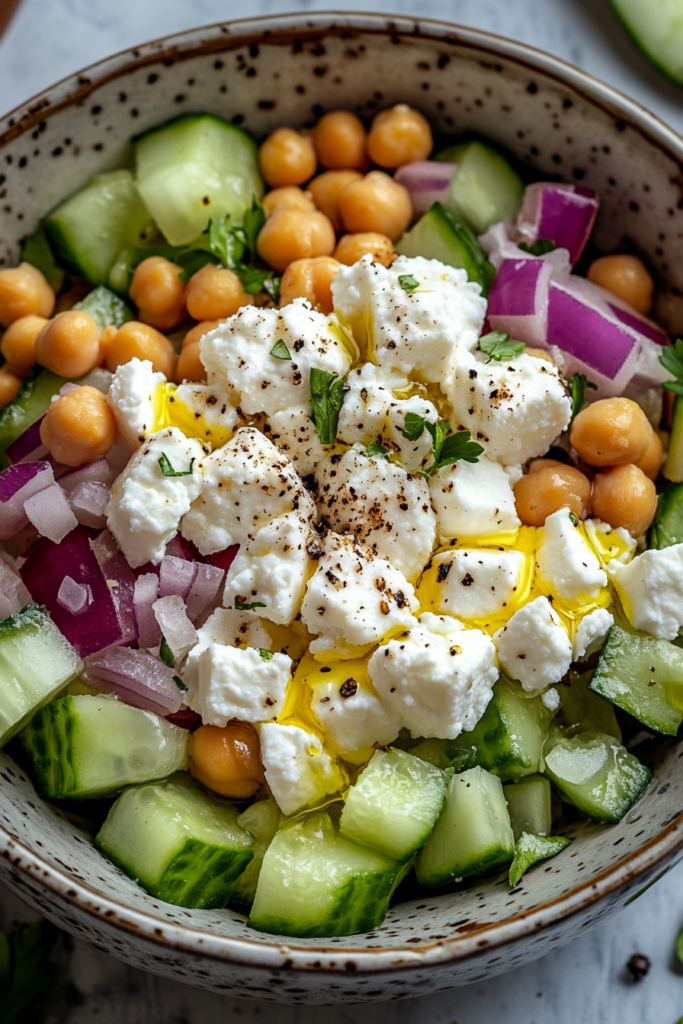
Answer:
(1, 11, 683, 1005)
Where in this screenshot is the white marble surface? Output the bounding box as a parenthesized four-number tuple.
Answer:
(3, 0, 683, 1020)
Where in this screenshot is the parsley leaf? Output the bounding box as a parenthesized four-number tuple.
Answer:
(271, 339, 292, 360)
(425, 419, 449, 462)
(259, 649, 273, 661)
(415, 418, 484, 476)
(173, 675, 187, 691)
(398, 274, 420, 294)
(568, 372, 598, 426)
(159, 635, 174, 668)
(309, 368, 347, 445)
(263, 275, 282, 303)
(401, 412, 426, 442)
(158, 453, 195, 477)
(479, 330, 526, 362)
(238, 264, 276, 295)
(518, 238, 556, 256)
(209, 215, 246, 268)
(362, 441, 391, 458)
(660, 338, 683, 396)
(235, 597, 266, 611)
(176, 250, 216, 283)
(242, 198, 266, 260)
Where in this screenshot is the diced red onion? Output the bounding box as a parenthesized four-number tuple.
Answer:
(69, 481, 110, 529)
(159, 555, 197, 600)
(0, 560, 32, 620)
(166, 708, 202, 731)
(57, 575, 93, 616)
(153, 594, 198, 661)
(5, 417, 49, 466)
(205, 544, 239, 575)
(24, 482, 77, 543)
(0, 461, 54, 540)
(84, 646, 183, 716)
(134, 572, 161, 648)
(167, 534, 200, 561)
(58, 382, 80, 397)
(516, 183, 599, 266)
(91, 527, 137, 640)
(59, 457, 116, 496)
(394, 161, 457, 218)
(185, 562, 225, 622)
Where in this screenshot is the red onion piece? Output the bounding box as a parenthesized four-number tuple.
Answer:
(0, 461, 54, 540)
(134, 572, 161, 648)
(69, 481, 110, 529)
(5, 417, 49, 466)
(59, 457, 116, 496)
(135, 534, 200, 579)
(159, 555, 197, 600)
(24, 482, 77, 543)
(204, 544, 239, 575)
(57, 575, 93, 616)
(394, 161, 457, 218)
(166, 708, 202, 731)
(153, 595, 198, 661)
(84, 646, 183, 715)
(516, 183, 599, 266)
(0, 560, 32, 620)
(185, 563, 225, 622)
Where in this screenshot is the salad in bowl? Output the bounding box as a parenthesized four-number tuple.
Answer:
(0, 99, 680, 940)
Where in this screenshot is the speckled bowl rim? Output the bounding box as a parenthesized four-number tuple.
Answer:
(2, 9, 683, 977)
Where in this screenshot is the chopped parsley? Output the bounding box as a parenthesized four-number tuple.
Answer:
(479, 330, 526, 362)
(309, 367, 346, 446)
(362, 441, 391, 459)
(568, 372, 598, 426)
(159, 635, 174, 668)
(158, 453, 195, 477)
(403, 414, 484, 475)
(259, 649, 273, 661)
(398, 274, 420, 294)
(518, 238, 556, 257)
(173, 675, 187, 691)
(270, 339, 292, 360)
(235, 598, 266, 611)
(660, 338, 683, 396)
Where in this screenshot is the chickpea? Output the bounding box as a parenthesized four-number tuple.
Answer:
(188, 722, 264, 799)
(129, 256, 186, 332)
(0, 263, 55, 327)
(570, 397, 652, 467)
(1, 314, 48, 377)
(528, 457, 570, 475)
(174, 341, 206, 384)
(634, 429, 664, 481)
(338, 171, 412, 240)
(312, 110, 367, 170)
(334, 232, 395, 268)
(0, 369, 22, 409)
(40, 386, 116, 467)
(308, 170, 363, 232)
(367, 104, 433, 169)
(262, 186, 316, 218)
(257, 207, 335, 274)
(514, 464, 591, 526)
(98, 324, 117, 365)
(34, 310, 101, 378)
(104, 321, 176, 378)
(182, 319, 224, 349)
(185, 264, 246, 322)
(280, 256, 340, 314)
(259, 128, 317, 188)
(591, 464, 657, 537)
(587, 254, 654, 315)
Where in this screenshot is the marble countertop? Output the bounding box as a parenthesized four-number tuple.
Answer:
(2, 1, 683, 1020)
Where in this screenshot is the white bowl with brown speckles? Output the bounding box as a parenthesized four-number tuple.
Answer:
(2, 11, 683, 1004)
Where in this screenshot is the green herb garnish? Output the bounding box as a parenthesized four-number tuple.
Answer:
(309, 368, 346, 446)
(235, 598, 266, 611)
(158, 453, 195, 477)
(259, 649, 273, 661)
(270, 339, 292, 360)
(518, 238, 556, 257)
(568, 372, 598, 426)
(402, 414, 484, 475)
(401, 411, 428, 442)
(173, 675, 187, 691)
(159, 635, 174, 668)
(479, 330, 526, 362)
(398, 274, 420, 294)
(241, 197, 266, 260)
(660, 338, 683, 396)
(362, 441, 391, 459)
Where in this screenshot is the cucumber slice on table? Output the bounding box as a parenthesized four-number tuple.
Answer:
(0, 366, 66, 469)
(249, 808, 402, 938)
(504, 774, 552, 840)
(0, 605, 82, 747)
(232, 797, 281, 906)
(134, 113, 264, 246)
(415, 766, 515, 888)
(395, 202, 494, 295)
(544, 732, 650, 823)
(20, 694, 188, 799)
(339, 747, 448, 861)
(590, 623, 683, 736)
(436, 140, 524, 234)
(611, 0, 683, 88)
(73, 285, 133, 331)
(650, 483, 683, 548)
(509, 832, 571, 887)
(665, 396, 683, 482)
(95, 773, 253, 909)
(44, 169, 156, 286)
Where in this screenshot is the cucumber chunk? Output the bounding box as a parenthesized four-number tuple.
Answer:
(232, 798, 281, 905)
(95, 773, 253, 908)
(509, 832, 571, 887)
(134, 114, 264, 246)
(411, 676, 554, 782)
(665, 395, 683, 482)
(650, 484, 683, 549)
(73, 286, 133, 331)
(395, 202, 494, 295)
(611, 0, 683, 88)
(20, 223, 64, 290)
(0, 605, 82, 747)
(590, 623, 683, 736)
(415, 766, 515, 888)
(504, 774, 552, 840)
(339, 748, 448, 861)
(554, 669, 622, 742)
(544, 732, 650, 823)
(443, 141, 524, 234)
(20, 694, 188, 799)
(249, 808, 401, 937)
(0, 366, 66, 469)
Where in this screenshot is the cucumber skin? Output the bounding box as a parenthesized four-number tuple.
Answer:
(73, 286, 133, 331)
(19, 695, 77, 796)
(610, 0, 683, 89)
(395, 202, 495, 295)
(650, 483, 683, 549)
(0, 365, 66, 469)
(544, 733, 651, 823)
(664, 395, 683, 482)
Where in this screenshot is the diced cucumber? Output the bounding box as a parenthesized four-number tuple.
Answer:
(411, 676, 555, 782)
(20, 223, 63, 290)
(554, 669, 622, 742)
(73, 286, 133, 331)
(249, 808, 401, 937)
(232, 798, 281, 905)
(0, 605, 82, 747)
(95, 773, 252, 908)
(509, 832, 571, 886)
(544, 732, 651, 823)
(0, 366, 66, 469)
(611, 0, 683, 88)
(590, 623, 683, 736)
(504, 774, 552, 840)
(20, 694, 188, 799)
(134, 114, 263, 246)
(650, 483, 683, 548)
(442, 141, 524, 234)
(395, 202, 494, 295)
(339, 748, 448, 861)
(415, 767, 515, 888)
(44, 170, 157, 286)
(665, 395, 683, 482)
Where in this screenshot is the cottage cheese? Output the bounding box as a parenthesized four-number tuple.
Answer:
(182, 607, 272, 692)
(174, 381, 241, 438)
(259, 722, 343, 816)
(264, 403, 326, 477)
(607, 543, 683, 640)
(572, 608, 615, 660)
(189, 644, 290, 725)
(429, 455, 520, 542)
(107, 358, 165, 449)
(536, 509, 607, 600)
(420, 547, 528, 621)
(493, 596, 572, 690)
